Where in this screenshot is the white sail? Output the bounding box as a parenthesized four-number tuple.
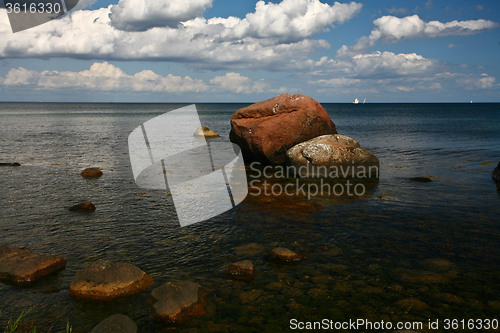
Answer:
(353, 98, 359, 104)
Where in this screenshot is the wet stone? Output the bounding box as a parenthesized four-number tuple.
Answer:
(269, 247, 306, 262)
(265, 282, 284, 291)
(81, 167, 103, 177)
(321, 245, 343, 256)
(310, 275, 333, 284)
(307, 288, 327, 298)
(240, 289, 264, 304)
(394, 298, 429, 312)
(387, 284, 404, 292)
(435, 293, 464, 304)
(233, 243, 264, 256)
(280, 286, 305, 297)
(400, 270, 449, 284)
(91, 314, 137, 333)
(359, 286, 385, 293)
(422, 258, 454, 272)
(224, 260, 254, 278)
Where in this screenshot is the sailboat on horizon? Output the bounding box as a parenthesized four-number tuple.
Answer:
(353, 98, 359, 104)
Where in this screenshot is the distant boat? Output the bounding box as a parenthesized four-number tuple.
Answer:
(471, 100, 473, 103)
(363, 99, 366, 104)
(353, 98, 359, 104)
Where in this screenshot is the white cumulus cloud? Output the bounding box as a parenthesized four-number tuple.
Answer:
(109, 0, 213, 31)
(0, 0, 362, 69)
(0, 62, 282, 94)
(338, 14, 499, 56)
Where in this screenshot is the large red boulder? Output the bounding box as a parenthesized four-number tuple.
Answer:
(230, 94, 337, 164)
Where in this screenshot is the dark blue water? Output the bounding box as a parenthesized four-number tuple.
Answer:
(0, 103, 499, 332)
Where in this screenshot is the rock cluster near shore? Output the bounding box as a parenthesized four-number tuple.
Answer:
(69, 260, 153, 300)
(229, 94, 379, 178)
(0, 246, 66, 286)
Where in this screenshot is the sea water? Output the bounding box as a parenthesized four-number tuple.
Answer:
(0, 102, 499, 332)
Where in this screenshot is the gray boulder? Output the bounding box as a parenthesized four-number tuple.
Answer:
(286, 134, 379, 178)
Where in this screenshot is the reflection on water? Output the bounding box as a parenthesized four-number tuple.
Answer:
(0, 103, 499, 332)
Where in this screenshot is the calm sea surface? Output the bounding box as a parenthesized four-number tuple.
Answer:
(0, 103, 499, 332)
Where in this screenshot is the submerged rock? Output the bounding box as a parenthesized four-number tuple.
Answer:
(409, 177, 432, 183)
(230, 94, 337, 164)
(240, 289, 264, 304)
(225, 260, 254, 278)
(286, 134, 379, 178)
(69, 260, 153, 301)
(81, 167, 103, 177)
(269, 247, 306, 262)
(91, 314, 137, 333)
(0, 162, 20, 166)
(400, 270, 449, 284)
(492, 162, 500, 183)
(150, 281, 206, 323)
(0, 246, 66, 286)
(194, 126, 220, 138)
(233, 243, 264, 256)
(69, 201, 96, 212)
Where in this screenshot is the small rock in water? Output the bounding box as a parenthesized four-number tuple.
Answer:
(91, 314, 137, 333)
(150, 281, 206, 323)
(81, 167, 103, 177)
(492, 162, 500, 183)
(69, 260, 153, 301)
(269, 247, 306, 262)
(0, 162, 20, 166)
(394, 298, 429, 312)
(233, 243, 264, 256)
(240, 289, 264, 304)
(224, 260, 254, 278)
(0, 246, 66, 286)
(194, 126, 220, 138)
(422, 258, 454, 272)
(69, 201, 96, 212)
(409, 177, 432, 183)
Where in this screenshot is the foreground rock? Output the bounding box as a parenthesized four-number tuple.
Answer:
(269, 247, 306, 262)
(91, 314, 137, 333)
(69, 201, 96, 212)
(0, 162, 21, 166)
(81, 167, 103, 177)
(194, 126, 219, 138)
(0, 246, 66, 286)
(493, 162, 500, 183)
(225, 260, 254, 278)
(286, 134, 379, 178)
(230, 94, 337, 164)
(150, 281, 206, 323)
(69, 260, 153, 301)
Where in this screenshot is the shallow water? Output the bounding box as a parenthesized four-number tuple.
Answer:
(0, 102, 499, 332)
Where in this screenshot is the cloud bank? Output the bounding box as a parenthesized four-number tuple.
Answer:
(0, 62, 282, 94)
(338, 14, 499, 56)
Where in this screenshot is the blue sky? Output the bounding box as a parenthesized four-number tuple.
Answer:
(0, 0, 499, 102)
